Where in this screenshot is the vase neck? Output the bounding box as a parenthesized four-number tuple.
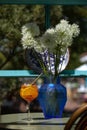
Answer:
(43, 76, 60, 84)
(56, 76, 60, 84)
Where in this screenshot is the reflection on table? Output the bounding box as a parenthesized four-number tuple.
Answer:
(0, 113, 75, 130)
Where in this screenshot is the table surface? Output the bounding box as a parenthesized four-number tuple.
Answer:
(0, 113, 75, 130)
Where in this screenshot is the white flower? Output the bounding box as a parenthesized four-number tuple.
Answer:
(34, 38, 45, 53)
(21, 20, 80, 76)
(21, 23, 40, 37)
(21, 32, 37, 49)
(41, 28, 57, 51)
(55, 19, 80, 48)
(71, 24, 80, 37)
(55, 19, 69, 31)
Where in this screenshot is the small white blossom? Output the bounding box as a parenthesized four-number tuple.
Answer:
(21, 22, 40, 37)
(34, 38, 45, 53)
(21, 32, 37, 49)
(41, 28, 57, 50)
(71, 24, 80, 37)
(55, 19, 80, 49)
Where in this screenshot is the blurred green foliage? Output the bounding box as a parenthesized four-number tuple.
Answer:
(0, 5, 63, 70)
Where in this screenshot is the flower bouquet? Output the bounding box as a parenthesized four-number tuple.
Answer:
(21, 19, 80, 119)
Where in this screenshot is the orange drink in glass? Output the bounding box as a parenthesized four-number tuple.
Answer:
(20, 83, 38, 121)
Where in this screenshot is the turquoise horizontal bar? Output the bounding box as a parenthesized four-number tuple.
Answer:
(60, 70, 87, 77)
(0, 0, 87, 5)
(0, 70, 39, 77)
(0, 70, 87, 77)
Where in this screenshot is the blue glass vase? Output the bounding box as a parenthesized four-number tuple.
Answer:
(38, 77, 67, 119)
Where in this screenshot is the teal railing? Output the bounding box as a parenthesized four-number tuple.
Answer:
(0, 0, 87, 5)
(0, 70, 87, 77)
